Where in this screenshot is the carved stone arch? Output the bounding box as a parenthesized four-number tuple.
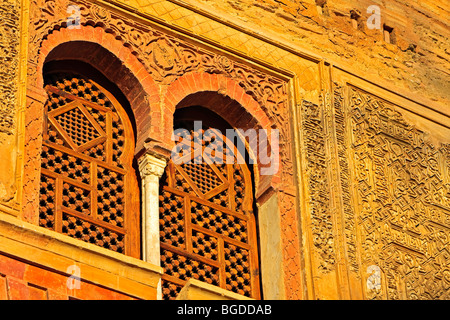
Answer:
(23, 27, 163, 227)
(34, 26, 162, 154)
(163, 72, 280, 200)
(159, 104, 262, 299)
(161, 73, 295, 299)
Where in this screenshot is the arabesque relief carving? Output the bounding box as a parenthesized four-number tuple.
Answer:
(333, 83, 359, 274)
(0, 0, 21, 205)
(301, 100, 335, 273)
(343, 86, 450, 299)
(0, 0, 20, 138)
(27, 0, 302, 299)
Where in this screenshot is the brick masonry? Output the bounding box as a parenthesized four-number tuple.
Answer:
(0, 254, 136, 300)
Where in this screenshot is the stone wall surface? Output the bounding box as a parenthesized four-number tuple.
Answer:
(0, 214, 162, 300)
(0, 254, 137, 300)
(0, 0, 448, 300)
(0, 0, 21, 206)
(187, 0, 449, 107)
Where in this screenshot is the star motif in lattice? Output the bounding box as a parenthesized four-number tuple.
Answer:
(48, 101, 106, 152)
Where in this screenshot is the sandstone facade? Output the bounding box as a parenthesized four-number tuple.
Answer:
(0, 0, 448, 300)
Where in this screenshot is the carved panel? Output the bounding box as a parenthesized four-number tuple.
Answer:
(301, 100, 335, 273)
(346, 86, 450, 299)
(0, 0, 20, 137)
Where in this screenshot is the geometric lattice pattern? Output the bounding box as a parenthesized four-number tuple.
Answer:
(224, 243, 252, 297)
(62, 182, 91, 215)
(159, 190, 185, 249)
(39, 74, 137, 257)
(62, 212, 125, 253)
(190, 201, 248, 243)
(161, 280, 183, 301)
(159, 128, 260, 299)
(161, 249, 220, 284)
(233, 164, 246, 213)
(192, 230, 219, 261)
(180, 162, 222, 194)
(41, 146, 90, 184)
(55, 106, 100, 146)
(97, 167, 125, 228)
(39, 175, 56, 230)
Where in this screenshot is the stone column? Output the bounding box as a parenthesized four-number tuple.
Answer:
(138, 154, 167, 266)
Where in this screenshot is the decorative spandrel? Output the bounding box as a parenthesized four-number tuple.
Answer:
(38, 74, 140, 258)
(159, 128, 260, 300)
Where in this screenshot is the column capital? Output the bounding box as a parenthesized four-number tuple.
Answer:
(138, 153, 167, 178)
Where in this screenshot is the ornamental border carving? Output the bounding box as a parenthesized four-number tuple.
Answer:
(344, 84, 450, 300)
(0, 0, 20, 137)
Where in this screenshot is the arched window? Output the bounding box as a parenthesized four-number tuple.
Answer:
(38, 71, 140, 258)
(159, 107, 261, 299)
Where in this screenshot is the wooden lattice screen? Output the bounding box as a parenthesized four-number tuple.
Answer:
(160, 128, 261, 299)
(38, 74, 140, 258)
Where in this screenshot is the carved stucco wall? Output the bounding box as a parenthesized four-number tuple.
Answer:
(342, 87, 450, 299)
(0, 0, 20, 204)
(0, 0, 19, 137)
(298, 80, 450, 299)
(1, 0, 449, 300)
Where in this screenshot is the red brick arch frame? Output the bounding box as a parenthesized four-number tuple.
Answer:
(23, 25, 162, 222)
(163, 72, 281, 199)
(35, 26, 162, 153)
